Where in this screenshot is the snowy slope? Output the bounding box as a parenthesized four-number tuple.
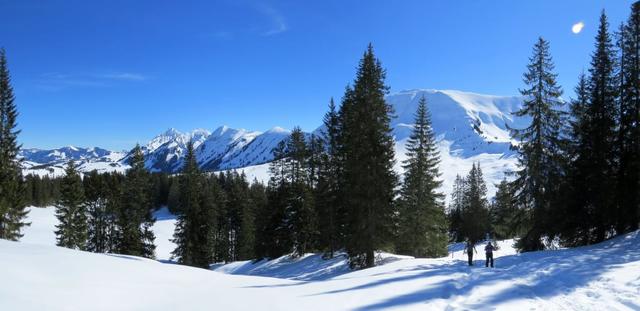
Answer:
(196, 126, 261, 170)
(387, 89, 526, 156)
(6, 207, 640, 310)
(22, 206, 178, 261)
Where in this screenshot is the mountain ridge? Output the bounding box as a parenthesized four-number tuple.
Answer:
(20, 88, 525, 198)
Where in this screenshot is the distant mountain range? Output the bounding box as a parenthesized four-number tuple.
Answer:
(20, 89, 526, 198)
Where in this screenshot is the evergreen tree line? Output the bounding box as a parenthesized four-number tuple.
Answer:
(246, 45, 449, 269)
(172, 45, 450, 269)
(23, 174, 61, 207)
(169, 142, 268, 267)
(45, 144, 266, 267)
(54, 147, 156, 256)
(486, 5, 640, 252)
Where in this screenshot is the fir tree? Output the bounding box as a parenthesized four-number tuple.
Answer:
(316, 98, 344, 258)
(228, 172, 253, 261)
(286, 127, 317, 256)
(490, 179, 519, 240)
(571, 11, 618, 244)
(167, 178, 181, 214)
(460, 163, 490, 245)
(615, 2, 640, 233)
(561, 73, 592, 246)
(247, 180, 267, 259)
(396, 96, 447, 258)
(509, 37, 567, 252)
(54, 161, 87, 250)
(171, 141, 216, 268)
(84, 171, 116, 253)
(339, 44, 398, 268)
(118, 145, 156, 258)
(0, 48, 28, 240)
(447, 174, 466, 242)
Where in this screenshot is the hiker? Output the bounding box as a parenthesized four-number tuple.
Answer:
(485, 241, 495, 268)
(463, 240, 477, 266)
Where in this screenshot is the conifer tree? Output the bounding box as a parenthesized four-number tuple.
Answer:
(615, 2, 640, 233)
(509, 37, 567, 252)
(490, 179, 518, 240)
(396, 96, 447, 258)
(84, 171, 115, 253)
(460, 163, 490, 245)
(316, 98, 343, 258)
(339, 44, 397, 268)
(55, 160, 87, 250)
(258, 142, 293, 259)
(447, 174, 466, 242)
(167, 178, 181, 214)
(0, 48, 28, 240)
(286, 127, 317, 256)
(118, 145, 156, 258)
(262, 174, 292, 259)
(570, 11, 619, 244)
(562, 74, 595, 246)
(247, 180, 267, 259)
(171, 141, 216, 268)
(228, 172, 253, 261)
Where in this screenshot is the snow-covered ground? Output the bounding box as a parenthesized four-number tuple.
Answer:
(22, 206, 178, 261)
(7, 206, 640, 310)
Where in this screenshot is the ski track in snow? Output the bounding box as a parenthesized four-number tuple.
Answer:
(6, 206, 640, 310)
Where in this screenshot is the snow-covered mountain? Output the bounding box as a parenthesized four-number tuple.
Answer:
(135, 128, 211, 173)
(20, 89, 525, 197)
(20, 146, 128, 177)
(132, 126, 290, 173)
(388, 89, 526, 155)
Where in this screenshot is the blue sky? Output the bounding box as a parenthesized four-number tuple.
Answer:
(1, 0, 634, 150)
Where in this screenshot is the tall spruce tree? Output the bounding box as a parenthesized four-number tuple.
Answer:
(118, 145, 156, 258)
(460, 163, 490, 245)
(574, 11, 618, 244)
(509, 37, 566, 252)
(448, 174, 466, 242)
(286, 127, 317, 256)
(249, 180, 268, 258)
(561, 73, 592, 246)
(261, 141, 293, 259)
(229, 172, 254, 261)
(316, 98, 343, 258)
(55, 160, 87, 250)
(396, 96, 447, 258)
(84, 171, 116, 253)
(490, 179, 519, 240)
(339, 44, 397, 268)
(0, 48, 28, 240)
(171, 141, 216, 268)
(615, 2, 640, 233)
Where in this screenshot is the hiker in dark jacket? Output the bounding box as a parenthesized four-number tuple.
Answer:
(485, 241, 495, 268)
(464, 240, 477, 266)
